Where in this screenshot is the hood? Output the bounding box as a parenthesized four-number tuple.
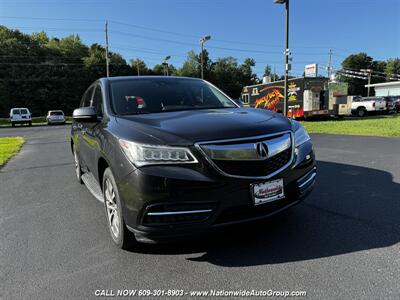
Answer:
(115, 108, 292, 145)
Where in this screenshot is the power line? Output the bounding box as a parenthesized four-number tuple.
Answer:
(0, 15, 103, 22)
(1, 15, 356, 52)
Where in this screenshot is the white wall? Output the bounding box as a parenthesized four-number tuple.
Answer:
(374, 84, 400, 96)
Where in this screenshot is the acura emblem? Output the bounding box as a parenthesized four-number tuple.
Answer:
(255, 142, 269, 158)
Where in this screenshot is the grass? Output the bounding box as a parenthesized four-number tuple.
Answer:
(301, 114, 400, 137)
(0, 137, 25, 166)
(0, 116, 72, 126)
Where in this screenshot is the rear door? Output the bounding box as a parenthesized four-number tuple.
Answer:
(11, 109, 21, 122)
(76, 85, 95, 171)
(20, 108, 31, 121)
(80, 83, 105, 175)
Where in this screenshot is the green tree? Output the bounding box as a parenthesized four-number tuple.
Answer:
(263, 65, 279, 82)
(385, 58, 400, 80)
(130, 58, 150, 75)
(341, 53, 381, 96)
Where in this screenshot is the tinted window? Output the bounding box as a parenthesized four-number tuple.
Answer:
(20, 109, 28, 114)
(110, 78, 236, 115)
(50, 111, 63, 116)
(92, 85, 104, 117)
(12, 109, 20, 115)
(81, 86, 94, 107)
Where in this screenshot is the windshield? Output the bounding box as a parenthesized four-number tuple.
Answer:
(110, 78, 237, 115)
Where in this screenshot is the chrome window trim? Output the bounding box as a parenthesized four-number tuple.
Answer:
(194, 130, 295, 179)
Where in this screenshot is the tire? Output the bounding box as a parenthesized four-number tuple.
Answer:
(11, 122, 15, 127)
(102, 167, 136, 249)
(73, 145, 83, 184)
(28, 121, 32, 126)
(356, 107, 367, 117)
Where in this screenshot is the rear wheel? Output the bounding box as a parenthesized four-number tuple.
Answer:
(28, 121, 32, 126)
(11, 122, 15, 127)
(103, 167, 136, 249)
(356, 107, 367, 117)
(73, 146, 83, 184)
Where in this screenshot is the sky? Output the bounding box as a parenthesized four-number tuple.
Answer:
(0, 0, 399, 77)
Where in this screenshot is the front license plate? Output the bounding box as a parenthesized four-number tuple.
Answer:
(251, 179, 285, 205)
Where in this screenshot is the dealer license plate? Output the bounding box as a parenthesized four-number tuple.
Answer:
(251, 179, 285, 205)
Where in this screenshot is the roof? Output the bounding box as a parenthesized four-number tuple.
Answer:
(242, 76, 328, 89)
(101, 76, 202, 82)
(365, 81, 400, 88)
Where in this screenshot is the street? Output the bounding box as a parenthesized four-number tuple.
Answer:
(1, 125, 399, 299)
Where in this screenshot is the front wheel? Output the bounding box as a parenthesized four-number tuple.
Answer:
(103, 167, 136, 249)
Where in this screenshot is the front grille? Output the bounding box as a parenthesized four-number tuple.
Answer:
(196, 132, 293, 178)
(212, 148, 292, 177)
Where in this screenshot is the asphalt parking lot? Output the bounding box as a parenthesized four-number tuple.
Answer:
(1, 125, 399, 299)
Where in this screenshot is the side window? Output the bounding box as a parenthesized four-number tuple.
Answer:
(92, 85, 104, 117)
(81, 86, 94, 108)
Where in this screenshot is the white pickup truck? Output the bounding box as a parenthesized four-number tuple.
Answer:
(351, 96, 386, 117)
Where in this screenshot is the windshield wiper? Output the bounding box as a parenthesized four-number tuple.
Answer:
(161, 106, 232, 112)
(118, 111, 150, 115)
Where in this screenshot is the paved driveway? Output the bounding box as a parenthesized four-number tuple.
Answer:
(1, 126, 399, 299)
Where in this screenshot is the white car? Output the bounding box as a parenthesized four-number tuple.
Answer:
(351, 96, 386, 117)
(10, 108, 32, 127)
(46, 110, 66, 125)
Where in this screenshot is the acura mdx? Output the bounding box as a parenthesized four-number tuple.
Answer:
(71, 76, 316, 249)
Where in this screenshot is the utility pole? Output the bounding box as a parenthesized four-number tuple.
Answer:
(283, 0, 290, 117)
(163, 55, 171, 76)
(105, 20, 110, 77)
(361, 69, 373, 96)
(199, 35, 211, 79)
(367, 70, 372, 96)
(274, 0, 290, 117)
(327, 49, 333, 79)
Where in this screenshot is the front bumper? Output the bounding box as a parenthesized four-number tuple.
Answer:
(11, 119, 31, 124)
(117, 141, 316, 243)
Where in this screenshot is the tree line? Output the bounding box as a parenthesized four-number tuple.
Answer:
(0, 25, 399, 117)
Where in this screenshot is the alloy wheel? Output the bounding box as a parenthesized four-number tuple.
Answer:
(105, 178, 120, 239)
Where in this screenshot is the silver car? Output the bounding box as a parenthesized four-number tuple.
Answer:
(46, 110, 65, 125)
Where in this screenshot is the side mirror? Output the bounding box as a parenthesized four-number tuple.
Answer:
(233, 99, 244, 107)
(73, 107, 98, 122)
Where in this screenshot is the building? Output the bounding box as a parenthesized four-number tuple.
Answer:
(365, 81, 400, 96)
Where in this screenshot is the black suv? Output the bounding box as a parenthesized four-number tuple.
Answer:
(71, 76, 316, 248)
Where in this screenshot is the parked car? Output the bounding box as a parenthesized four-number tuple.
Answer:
(71, 76, 316, 249)
(386, 96, 400, 113)
(382, 96, 397, 113)
(46, 110, 65, 125)
(10, 108, 32, 127)
(351, 96, 386, 117)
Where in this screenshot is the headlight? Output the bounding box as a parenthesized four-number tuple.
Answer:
(292, 120, 310, 147)
(119, 139, 198, 167)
